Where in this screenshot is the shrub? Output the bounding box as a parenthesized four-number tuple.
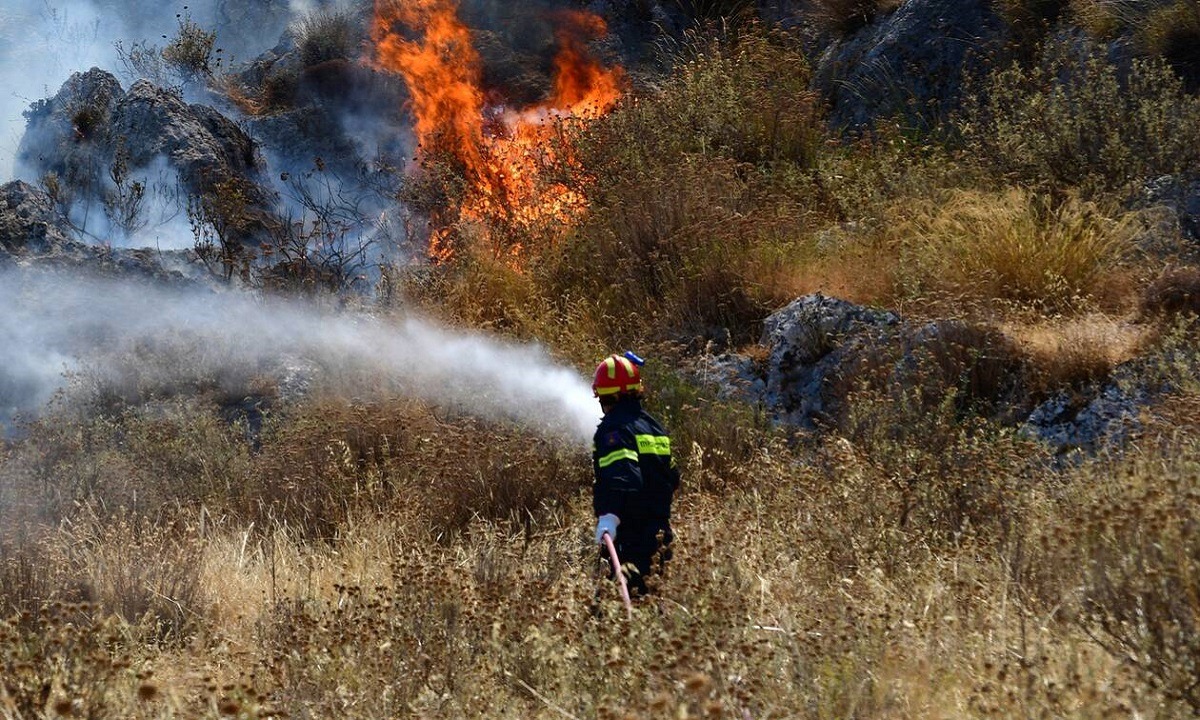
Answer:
(580, 28, 821, 173)
(1013, 314, 1138, 400)
(0, 606, 143, 717)
(249, 398, 591, 539)
(838, 386, 1041, 553)
(1071, 0, 1200, 87)
(891, 187, 1136, 310)
(643, 360, 775, 493)
(161, 12, 217, 84)
(188, 176, 258, 283)
(1138, 0, 1200, 88)
(670, 0, 758, 25)
(544, 28, 823, 343)
(958, 37, 1200, 197)
(1140, 266, 1200, 320)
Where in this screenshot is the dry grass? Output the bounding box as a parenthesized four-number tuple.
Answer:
(5, 373, 1200, 717)
(6, 14, 1200, 720)
(1004, 313, 1147, 394)
(805, 0, 904, 35)
(888, 188, 1137, 312)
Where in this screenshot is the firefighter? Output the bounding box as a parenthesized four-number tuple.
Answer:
(592, 352, 679, 596)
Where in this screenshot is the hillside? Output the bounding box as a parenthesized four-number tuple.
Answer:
(2, 0, 1200, 718)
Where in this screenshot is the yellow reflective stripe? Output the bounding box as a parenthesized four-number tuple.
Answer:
(635, 434, 671, 456)
(604, 356, 617, 379)
(595, 385, 621, 396)
(598, 448, 639, 468)
(616, 355, 635, 377)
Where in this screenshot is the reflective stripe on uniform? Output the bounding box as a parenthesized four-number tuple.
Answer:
(598, 448, 639, 468)
(635, 434, 671, 456)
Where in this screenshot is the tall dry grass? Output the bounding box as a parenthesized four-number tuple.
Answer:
(889, 187, 1136, 312)
(7, 381, 1199, 717)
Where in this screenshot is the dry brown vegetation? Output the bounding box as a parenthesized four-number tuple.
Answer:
(5, 11, 1200, 720)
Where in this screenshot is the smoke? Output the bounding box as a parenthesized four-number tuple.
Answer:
(0, 267, 601, 444)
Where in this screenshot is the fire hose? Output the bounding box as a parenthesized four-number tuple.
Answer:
(602, 532, 634, 620)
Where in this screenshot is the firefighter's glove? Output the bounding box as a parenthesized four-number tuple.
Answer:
(595, 514, 620, 545)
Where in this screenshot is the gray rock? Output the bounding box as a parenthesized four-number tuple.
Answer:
(760, 293, 900, 426)
(1021, 360, 1153, 456)
(109, 80, 260, 190)
(811, 0, 1007, 130)
(697, 294, 1032, 430)
(0, 181, 194, 282)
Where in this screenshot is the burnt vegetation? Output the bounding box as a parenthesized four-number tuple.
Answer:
(5, 1, 1200, 718)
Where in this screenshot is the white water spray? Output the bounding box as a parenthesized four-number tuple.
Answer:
(0, 268, 600, 443)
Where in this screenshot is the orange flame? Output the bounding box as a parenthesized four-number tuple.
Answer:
(372, 0, 625, 264)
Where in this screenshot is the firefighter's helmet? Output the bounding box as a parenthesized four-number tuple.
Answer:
(593, 352, 644, 397)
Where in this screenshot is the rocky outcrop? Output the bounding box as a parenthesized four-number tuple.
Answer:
(1021, 380, 1148, 456)
(759, 294, 900, 426)
(108, 81, 261, 194)
(811, 0, 1008, 130)
(0, 181, 190, 280)
(700, 291, 1185, 457)
(0, 181, 78, 257)
(17, 68, 280, 245)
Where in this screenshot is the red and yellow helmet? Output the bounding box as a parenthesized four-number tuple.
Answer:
(592, 353, 643, 397)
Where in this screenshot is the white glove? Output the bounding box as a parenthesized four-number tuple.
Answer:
(594, 513, 620, 545)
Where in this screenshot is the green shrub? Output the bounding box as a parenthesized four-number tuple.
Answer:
(161, 12, 217, 84)
(958, 37, 1200, 197)
(1138, 0, 1200, 88)
(542, 29, 823, 343)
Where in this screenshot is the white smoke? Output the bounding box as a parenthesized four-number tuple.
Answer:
(0, 268, 601, 443)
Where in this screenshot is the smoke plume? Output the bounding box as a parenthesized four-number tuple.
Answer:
(0, 267, 600, 443)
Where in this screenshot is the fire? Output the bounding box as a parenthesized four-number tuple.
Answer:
(371, 0, 626, 263)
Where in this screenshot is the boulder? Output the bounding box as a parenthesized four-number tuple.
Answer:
(700, 293, 900, 427)
(696, 294, 1029, 430)
(1021, 382, 1147, 457)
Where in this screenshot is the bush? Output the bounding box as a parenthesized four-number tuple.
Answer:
(669, 0, 758, 28)
(542, 28, 824, 343)
(838, 387, 1041, 554)
(1138, 1, 1200, 88)
(1140, 266, 1200, 320)
(161, 12, 217, 84)
(294, 8, 361, 67)
(958, 37, 1200, 197)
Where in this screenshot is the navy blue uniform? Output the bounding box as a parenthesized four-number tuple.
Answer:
(593, 396, 679, 593)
